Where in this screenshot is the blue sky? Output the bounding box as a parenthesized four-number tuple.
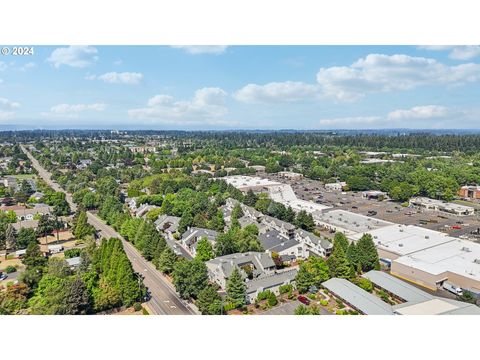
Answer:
(1, 45, 480, 130)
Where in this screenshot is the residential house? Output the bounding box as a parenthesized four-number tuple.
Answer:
(181, 227, 218, 257)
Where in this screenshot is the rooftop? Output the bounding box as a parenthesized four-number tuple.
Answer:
(393, 298, 480, 315)
(350, 224, 455, 257)
(362, 270, 433, 303)
(322, 278, 393, 315)
(316, 209, 392, 235)
(246, 269, 298, 294)
(223, 175, 281, 190)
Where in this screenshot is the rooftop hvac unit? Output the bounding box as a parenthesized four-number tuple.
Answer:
(461, 247, 471, 252)
(398, 243, 404, 247)
(374, 235, 378, 239)
(425, 236, 430, 239)
(473, 259, 480, 264)
(399, 229, 404, 232)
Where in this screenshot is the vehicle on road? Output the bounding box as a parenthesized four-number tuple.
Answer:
(452, 225, 462, 230)
(443, 281, 463, 296)
(298, 295, 310, 305)
(0, 272, 7, 281)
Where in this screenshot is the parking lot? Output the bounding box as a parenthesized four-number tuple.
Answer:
(264, 174, 480, 243)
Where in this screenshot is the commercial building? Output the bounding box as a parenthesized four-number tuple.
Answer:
(222, 175, 281, 192)
(392, 298, 480, 315)
(277, 171, 304, 180)
(458, 185, 480, 200)
(325, 182, 347, 192)
(391, 239, 480, 291)
(322, 278, 394, 315)
(362, 190, 387, 200)
(315, 209, 393, 238)
(268, 184, 331, 214)
(409, 197, 475, 216)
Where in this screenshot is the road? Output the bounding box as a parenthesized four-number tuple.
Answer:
(21, 144, 196, 315)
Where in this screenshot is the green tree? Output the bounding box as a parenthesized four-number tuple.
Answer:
(73, 211, 95, 240)
(5, 224, 17, 258)
(326, 243, 351, 279)
(226, 268, 246, 308)
(356, 234, 380, 272)
(195, 237, 215, 261)
(172, 259, 209, 299)
(333, 232, 349, 253)
(295, 210, 315, 232)
(157, 247, 178, 274)
(196, 284, 222, 315)
(16, 227, 37, 249)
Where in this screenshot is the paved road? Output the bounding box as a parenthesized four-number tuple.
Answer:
(21, 144, 196, 315)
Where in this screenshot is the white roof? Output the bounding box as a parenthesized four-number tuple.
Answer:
(350, 224, 455, 256)
(222, 175, 281, 190)
(268, 184, 331, 213)
(393, 298, 480, 315)
(316, 209, 392, 236)
(394, 239, 480, 282)
(410, 197, 474, 212)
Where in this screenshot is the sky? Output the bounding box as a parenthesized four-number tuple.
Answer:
(1, 45, 480, 130)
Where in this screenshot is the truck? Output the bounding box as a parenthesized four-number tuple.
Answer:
(443, 281, 463, 296)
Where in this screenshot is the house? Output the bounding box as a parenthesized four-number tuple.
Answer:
(206, 252, 276, 289)
(261, 215, 295, 239)
(295, 229, 333, 257)
(154, 215, 181, 234)
(259, 229, 307, 260)
(246, 269, 298, 303)
(14, 204, 52, 221)
(30, 191, 44, 201)
(12, 219, 39, 231)
(135, 204, 158, 218)
(181, 227, 218, 257)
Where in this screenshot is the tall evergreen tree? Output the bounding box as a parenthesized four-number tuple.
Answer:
(295, 262, 315, 294)
(226, 268, 246, 308)
(196, 284, 222, 315)
(326, 243, 351, 279)
(195, 237, 214, 261)
(333, 232, 349, 253)
(356, 234, 380, 272)
(157, 247, 178, 274)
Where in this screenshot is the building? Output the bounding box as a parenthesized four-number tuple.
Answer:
(135, 204, 158, 218)
(315, 209, 393, 238)
(325, 182, 347, 192)
(261, 215, 296, 239)
(350, 224, 455, 262)
(12, 219, 39, 231)
(458, 185, 480, 200)
(268, 184, 331, 214)
(391, 239, 480, 291)
(154, 215, 181, 235)
(360, 159, 397, 165)
(392, 297, 480, 315)
(259, 229, 307, 260)
(294, 229, 332, 257)
(409, 197, 475, 216)
(66, 256, 81, 269)
(277, 171, 303, 180)
(248, 165, 266, 173)
(181, 227, 218, 257)
(362, 270, 433, 303)
(206, 252, 276, 289)
(362, 190, 387, 200)
(246, 269, 298, 304)
(14, 204, 52, 221)
(222, 175, 281, 192)
(322, 278, 394, 315)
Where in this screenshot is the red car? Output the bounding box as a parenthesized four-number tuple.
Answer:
(297, 295, 311, 305)
(452, 225, 462, 230)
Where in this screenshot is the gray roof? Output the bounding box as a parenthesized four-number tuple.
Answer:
(246, 269, 298, 294)
(155, 215, 181, 232)
(322, 278, 393, 315)
(263, 215, 295, 231)
(12, 220, 39, 230)
(295, 229, 332, 250)
(207, 252, 276, 280)
(181, 227, 218, 245)
(362, 270, 433, 303)
(66, 257, 81, 267)
(258, 229, 291, 250)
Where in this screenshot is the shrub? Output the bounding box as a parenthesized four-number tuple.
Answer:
(308, 293, 316, 300)
(256, 290, 273, 302)
(5, 265, 17, 273)
(320, 299, 328, 306)
(223, 302, 237, 312)
(279, 284, 293, 294)
(142, 308, 149, 315)
(64, 248, 82, 259)
(133, 302, 142, 312)
(267, 292, 278, 307)
(355, 278, 373, 293)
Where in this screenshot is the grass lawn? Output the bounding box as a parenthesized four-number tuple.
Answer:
(9, 174, 36, 179)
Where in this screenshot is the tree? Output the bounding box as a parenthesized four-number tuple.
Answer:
(196, 284, 222, 315)
(215, 230, 238, 256)
(356, 234, 380, 272)
(326, 243, 351, 279)
(195, 237, 214, 261)
(65, 277, 92, 314)
(295, 210, 315, 232)
(47, 258, 72, 278)
(5, 224, 17, 258)
(294, 304, 321, 315)
(333, 232, 349, 253)
(178, 211, 193, 234)
(172, 259, 209, 299)
(231, 203, 244, 221)
(226, 268, 246, 308)
(157, 247, 178, 274)
(22, 241, 47, 269)
(36, 214, 54, 239)
(346, 241, 360, 273)
(73, 211, 95, 240)
(296, 264, 313, 294)
(0, 283, 29, 315)
(16, 227, 37, 249)
(457, 290, 477, 304)
(244, 190, 258, 207)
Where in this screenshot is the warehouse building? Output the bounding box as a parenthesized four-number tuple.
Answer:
(409, 197, 475, 216)
(391, 239, 480, 291)
(315, 209, 393, 238)
(222, 175, 281, 192)
(392, 298, 480, 315)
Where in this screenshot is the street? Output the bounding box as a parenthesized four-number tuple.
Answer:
(21, 144, 196, 315)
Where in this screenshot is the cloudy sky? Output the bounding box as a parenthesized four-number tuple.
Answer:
(1, 45, 480, 130)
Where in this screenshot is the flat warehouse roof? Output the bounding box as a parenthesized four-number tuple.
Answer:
(393, 298, 480, 315)
(394, 239, 480, 282)
(222, 175, 281, 189)
(362, 270, 433, 303)
(350, 224, 455, 256)
(317, 209, 393, 234)
(322, 278, 393, 315)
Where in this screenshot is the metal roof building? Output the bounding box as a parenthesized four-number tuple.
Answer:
(362, 270, 433, 303)
(393, 298, 480, 315)
(322, 278, 393, 315)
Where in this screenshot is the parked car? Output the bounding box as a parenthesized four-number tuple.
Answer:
(0, 272, 7, 281)
(298, 295, 310, 305)
(452, 225, 462, 230)
(443, 281, 463, 296)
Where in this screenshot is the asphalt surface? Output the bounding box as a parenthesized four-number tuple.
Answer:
(21, 144, 196, 315)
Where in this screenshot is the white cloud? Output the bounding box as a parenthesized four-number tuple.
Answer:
(171, 45, 228, 55)
(0, 97, 21, 110)
(0, 97, 20, 122)
(128, 87, 229, 124)
(113, 59, 123, 66)
(234, 81, 320, 103)
(47, 46, 98, 68)
(387, 105, 450, 121)
(418, 45, 480, 60)
(315, 53, 480, 100)
(96, 72, 143, 85)
(18, 62, 36, 72)
(42, 102, 106, 118)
